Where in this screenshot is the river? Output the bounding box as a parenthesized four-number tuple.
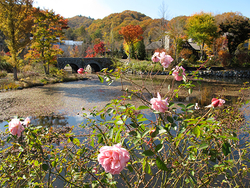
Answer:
(0, 74, 249, 132)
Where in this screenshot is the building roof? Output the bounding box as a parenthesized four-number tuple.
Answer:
(146, 41, 162, 50)
(188, 42, 201, 51)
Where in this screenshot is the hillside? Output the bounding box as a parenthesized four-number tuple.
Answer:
(66, 10, 162, 43)
(67, 15, 94, 29)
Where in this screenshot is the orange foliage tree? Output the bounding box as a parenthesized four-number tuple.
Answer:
(119, 25, 143, 63)
(25, 8, 67, 74)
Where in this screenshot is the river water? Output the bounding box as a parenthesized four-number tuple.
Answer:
(0, 74, 249, 133)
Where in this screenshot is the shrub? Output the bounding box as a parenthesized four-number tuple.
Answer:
(0, 71, 7, 78)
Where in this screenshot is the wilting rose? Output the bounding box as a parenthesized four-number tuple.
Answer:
(150, 92, 169, 113)
(77, 68, 85, 74)
(23, 117, 31, 127)
(98, 144, 130, 175)
(159, 52, 173, 68)
(9, 118, 25, 137)
(172, 66, 186, 81)
(152, 52, 160, 63)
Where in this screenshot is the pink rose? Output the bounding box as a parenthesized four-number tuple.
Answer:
(98, 144, 130, 175)
(160, 52, 173, 68)
(172, 66, 186, 81)
(150, 92, 169, 113)
(9, 118, 25, 137)
(152, 52, 160, 63)
(206, 98, 225, 108)
(23, 117, 31, 127)
(211, 98, 225, 107)
(77, 68, 85, 74)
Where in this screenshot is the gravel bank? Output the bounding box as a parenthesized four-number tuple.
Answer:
(0, 75, 126, 121)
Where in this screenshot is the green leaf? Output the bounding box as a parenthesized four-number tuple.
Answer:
(98, 75, 104, 83)
(167, 116, 174, 123)
(137, 105, 150, 110)
(127, 165, 133, 172)
(222, 142, 231, 156)
(115, 120, 124, 125)
(168, 102, 174, 108)
(109, 128, 113, 139)
(42, 164, 49, 171)
(138, 118, 148, 122)
(137, 114, 143, 119)
(186, 103, 194, 109)
(156, 157, 168, 171)
(177, 103, 185, 109)
(193, 126, 200, 138)
(199, 143, 209, 150)
(115, 130, 121, 143)
(142, 150, 154, 156)
(73, 138, 80, 146)
(51, 161, 57, 167)
(155, 144, 163, 152)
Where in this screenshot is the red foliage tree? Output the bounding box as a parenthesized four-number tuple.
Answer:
(93, 41, 105, 56)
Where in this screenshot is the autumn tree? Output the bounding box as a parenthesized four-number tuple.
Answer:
(25, 8, 67, 74)
(186, 12, 218, 60)
(93, 41, 105, 57)
(167, 16, 187, 63)
(218, 12, 250, 58)
(0, 0, 34, 80)
(119, 25, 143, 63)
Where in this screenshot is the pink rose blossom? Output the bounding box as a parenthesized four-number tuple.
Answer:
(77, 68, 85, 74)
(205, 98, 225, 108)
(211, 98, 225, 107)
(150, 92, 169, 113)
(160, 52, 173, 68)
(172, 66, 186, 81)
(152, 52, 160, 63)
(98, 144, 130, 175)
(9, 118, 25, 137)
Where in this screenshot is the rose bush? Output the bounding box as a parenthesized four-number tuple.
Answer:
(1, 52, 249, 187)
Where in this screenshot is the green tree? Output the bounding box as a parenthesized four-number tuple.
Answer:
(0, 0, 34, 80)
(219, 12, 250, 58)
(186, 12, 218, 60)
(136, 39, 146, 60)
(25, 8, 67, 74)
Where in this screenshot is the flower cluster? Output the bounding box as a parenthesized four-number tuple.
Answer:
(9, 117, 30, 137)
(150, 92, 169, 113)
(98, 144, 130, 175)
(151, 52, 173, 68)
(172, 66, 186, 81)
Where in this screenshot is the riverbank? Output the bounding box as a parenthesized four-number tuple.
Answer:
(0, 74, 126, 121)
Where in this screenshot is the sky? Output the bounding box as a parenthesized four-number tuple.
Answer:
(33, 0, 250, 20)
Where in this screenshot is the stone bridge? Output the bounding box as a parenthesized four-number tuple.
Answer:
(57, 58, 113, 73)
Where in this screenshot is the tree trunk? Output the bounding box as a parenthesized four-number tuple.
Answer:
(13, 66, 18, 81)
(128, 45, 131, 64)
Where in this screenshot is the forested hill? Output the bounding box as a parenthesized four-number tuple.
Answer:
(66, 10, 162, 42)
(67, 15, 94, 29)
